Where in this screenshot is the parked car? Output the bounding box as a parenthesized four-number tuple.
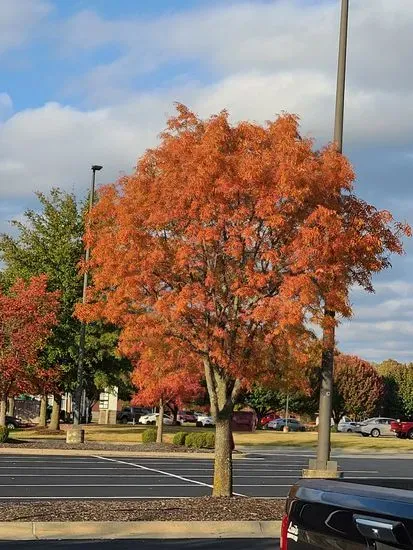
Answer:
(138, 413, 180, 426)
(117, 406, 151, 424)
(5, 415, 23, 430)
(390, 419, 413, 439)
(260, 412, 280, 427)
(282, 478, 413, 549)
(338, 416, 360, 433)
(265, 418, 305, 432)
(177, 410, 197, 423)
(195, 415, 215, 428)
(359, 417, 396, 438)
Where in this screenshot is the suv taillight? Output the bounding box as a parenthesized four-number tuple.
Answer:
(280, 514, 289, 549)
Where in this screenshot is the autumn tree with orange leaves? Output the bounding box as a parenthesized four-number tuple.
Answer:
(0, 276, 59, 426)
(78, 106, 409, 496)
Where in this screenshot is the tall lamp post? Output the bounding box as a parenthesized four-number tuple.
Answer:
(304, 0, 349, 477)
(70, 165, 103, 441)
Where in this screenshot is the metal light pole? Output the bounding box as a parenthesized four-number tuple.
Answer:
(304, 0, 349, 477)
(72, 165, 103, 430)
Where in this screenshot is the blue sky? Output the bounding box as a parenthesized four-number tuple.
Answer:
(1, 0, 412, 362)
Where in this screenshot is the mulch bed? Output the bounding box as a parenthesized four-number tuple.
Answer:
(0, 439, 213, 453)
(0, 498, 285, 522)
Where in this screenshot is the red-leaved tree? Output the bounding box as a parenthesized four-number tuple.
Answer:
(78, 106, 408, 496)
(130, 336, 202, 443)
(0, 276, 59, 426)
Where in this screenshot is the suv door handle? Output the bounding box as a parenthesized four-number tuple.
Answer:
(354, 515, 410, 546)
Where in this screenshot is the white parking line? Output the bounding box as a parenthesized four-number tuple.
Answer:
(0, 461, 108, 465)
(0, 474, 206, 478)
(0, 466, 160, 470)
(95, 455, 246, 497)
(0, 484, 202, 487)
(131, 468, 304, 473)
(235, 484, 292, 487)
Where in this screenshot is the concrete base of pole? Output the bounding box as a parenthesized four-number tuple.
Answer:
(283, 426, 290, 433)
(302, 459, 342, 479)
(66, 428, 85, 444)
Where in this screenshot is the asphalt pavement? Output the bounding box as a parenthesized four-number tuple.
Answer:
(0, 540, 278, 550)
(0, 451, 411, 500)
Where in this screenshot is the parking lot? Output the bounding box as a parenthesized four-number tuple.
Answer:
(0, 452, 409, 500)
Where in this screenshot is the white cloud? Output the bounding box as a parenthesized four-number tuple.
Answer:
(0, 95, 173, 198)
(337, 279, 413, 362)
(54, 0, 413, 148)
(0, 0, 51, 57)
(0, 93, 12, 121)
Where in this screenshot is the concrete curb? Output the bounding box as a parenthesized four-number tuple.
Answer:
(0, 521, 281, 540)
(0, 448, 217, 459)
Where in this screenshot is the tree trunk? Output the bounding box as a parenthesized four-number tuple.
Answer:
(168, 403, 179, 425)
(49, 394, 61, 431)
(7, 397, 15, 416)
(156, 398, 164, 443)
(38, 395, 47, 428)
(0, 397, 7, 427)
(213, 417, 233, 497)
(204, 357, 241, 497)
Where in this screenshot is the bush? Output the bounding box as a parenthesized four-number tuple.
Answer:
(173, 431, 189, 446)
(184, 432, 198, 448)
(203, 432, 215, 449)
(184, 432, 215, 449)
(142, 428, 157, 443)
(0, 426, 9, 443)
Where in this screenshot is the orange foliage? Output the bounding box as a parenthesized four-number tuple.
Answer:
(78, 106, 408, 389)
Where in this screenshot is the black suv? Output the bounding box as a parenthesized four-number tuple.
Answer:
(5, 415, 23, 430)
(116, 406, 151, 424)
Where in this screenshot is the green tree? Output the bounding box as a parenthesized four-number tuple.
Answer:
(0, 189, 131, 426)
(397, 364, 413, 418)
(333, 354, 384, 422)
(376, 359, 404, 419)
(242, 386, 283, 423)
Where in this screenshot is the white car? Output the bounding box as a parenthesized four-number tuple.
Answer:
(195, 415, 215, 427)
(138, 413, 180, 426)
(359, 417, 396, 438)
(338, 417, 360, 433)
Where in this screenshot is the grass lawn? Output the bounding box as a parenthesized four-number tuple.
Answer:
(235, 430, 413, 451)
(9, 424, 201, 444)
(9, 424, 413, 452)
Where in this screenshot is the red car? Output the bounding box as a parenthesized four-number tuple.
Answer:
(260, 412, 280, 427)
(390, 419, 413, 439)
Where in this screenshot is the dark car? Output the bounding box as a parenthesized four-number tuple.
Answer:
(177, 410, 197, 423)
(5, 415, 23, 430)
(116, 406, 151, 424)
(266, 418, 305, 431)
(282, 478, 413, 549)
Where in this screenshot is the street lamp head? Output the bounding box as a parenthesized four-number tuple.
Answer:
(91, 165, 103, 172)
